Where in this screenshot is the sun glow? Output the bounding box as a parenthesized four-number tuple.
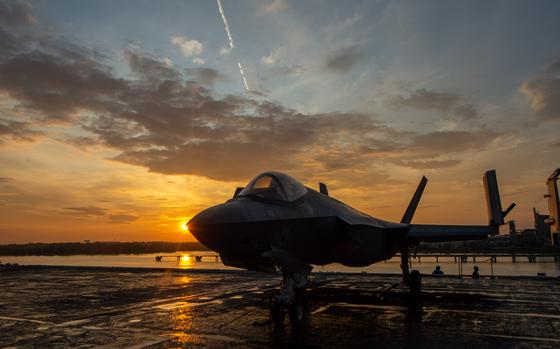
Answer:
(181, 255, 190, 262)
(180, 221, 189, 233)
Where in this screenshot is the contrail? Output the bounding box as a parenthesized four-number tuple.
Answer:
(237, 62, 250, 91)
(217, 0, 234, 49)
(216, 0, 250, 91)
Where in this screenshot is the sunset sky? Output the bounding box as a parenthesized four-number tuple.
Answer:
(1, 0, 559, 243)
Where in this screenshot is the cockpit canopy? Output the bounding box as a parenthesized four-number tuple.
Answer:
(238, 172, 307, 202)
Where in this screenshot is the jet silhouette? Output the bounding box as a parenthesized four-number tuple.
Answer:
(188, 170, 514, 325)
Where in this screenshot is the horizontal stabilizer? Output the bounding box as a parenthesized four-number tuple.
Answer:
(408, 224, 498, 243)
(401, 176, 427, 224)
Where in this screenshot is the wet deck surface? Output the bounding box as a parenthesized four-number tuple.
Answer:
(1, 266, 559, 348)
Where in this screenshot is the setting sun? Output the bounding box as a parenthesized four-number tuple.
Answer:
(180, 222, 189, 233)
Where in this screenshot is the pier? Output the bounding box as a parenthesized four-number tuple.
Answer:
(398, 252, 559, 263)
(155, 254, 220, 262)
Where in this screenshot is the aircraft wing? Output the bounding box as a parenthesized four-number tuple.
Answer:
(407, 224, 498, 243)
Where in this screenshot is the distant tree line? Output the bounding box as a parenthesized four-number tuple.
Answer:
(0, 241, 209, 256)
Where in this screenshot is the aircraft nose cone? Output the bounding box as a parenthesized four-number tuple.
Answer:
(187, 202, 245, 250)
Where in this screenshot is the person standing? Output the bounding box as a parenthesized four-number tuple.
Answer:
(472, 266, 480, 279)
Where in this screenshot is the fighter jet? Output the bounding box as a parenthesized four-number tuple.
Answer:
(188, 170, 514, 325)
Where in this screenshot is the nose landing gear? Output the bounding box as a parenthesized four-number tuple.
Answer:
(270, 268, 309, 328)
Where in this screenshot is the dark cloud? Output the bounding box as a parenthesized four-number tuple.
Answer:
(520, 58, 560, 121)
(0, 177, 14, 183)
(0, 1, 34, 28)
(375, 130, 499, 169)
(0, 51, 126, 121)
(409, 130, 497, 155)
(0, 118, 43, 143)
(185, 67, 227, 85)
(109, 214, 138, 224)
(125, 50, 179, 82)
(63, 206, 107, 216)
(389, 88, 478, 120)
(325, 46, 365, 73)
(391, 159, 461, 169)
(0, 4, 500, 179)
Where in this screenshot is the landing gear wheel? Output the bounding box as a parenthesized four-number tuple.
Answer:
(409, 269, 421, 297)
(288, 302, 303, 326)
(270, 297, 285, 325)
(288, 287, 304, 328)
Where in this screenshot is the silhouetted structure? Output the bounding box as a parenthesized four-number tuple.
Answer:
(546, 168, 560, 246)
(188, 170, 512, 326)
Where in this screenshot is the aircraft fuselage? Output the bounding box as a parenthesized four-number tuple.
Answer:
(188, 188, 405, 272)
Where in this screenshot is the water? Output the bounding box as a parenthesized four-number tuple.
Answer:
(1, 252, 559, 277)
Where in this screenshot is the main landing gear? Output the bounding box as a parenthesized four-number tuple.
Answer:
(270, 267, 310, 328)
(400, 244, 422, 299)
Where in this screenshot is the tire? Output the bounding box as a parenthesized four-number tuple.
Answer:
(288, 288, 305, 327)
(289, 303, 303, 323)
(409, 270, 421, 297)
(270, 298, 285, 325)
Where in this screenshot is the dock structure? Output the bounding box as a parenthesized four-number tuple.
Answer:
(1, 266, 560, 348)
(400, 252, 559, 263)
(154, 254, 219, 262)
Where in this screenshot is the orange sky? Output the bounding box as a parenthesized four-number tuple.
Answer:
(1, 1, 559, 243)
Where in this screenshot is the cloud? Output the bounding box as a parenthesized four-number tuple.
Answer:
(520, 58, 560, 121)
(389, 88, 479, 120)
(261, 64, 305, 80)
(192, 57, 205, 65)
(261, 47, 284, 66)
(0, 5, 502, 181)
(63, 206, 107, 216)
(170, 35, 203, 57)
(259, 0, 286, 14)
(0, 118, 43, 143)
(325, 46, 365, 73)
(0, 1, 34, 27)
(408, 130, 497, 156)
(124, 49, 179, 82)
(109, 214, 138, 224)
(219, 46, 232, 56)
(185, 67, 227, 85)
(391, 159, 461, 169)
(0, 51, 126, 122)
(0, 177, 14, 183)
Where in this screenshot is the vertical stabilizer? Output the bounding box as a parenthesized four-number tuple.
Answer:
(401, 176, 428, 224)
(483, 170, 515, 226)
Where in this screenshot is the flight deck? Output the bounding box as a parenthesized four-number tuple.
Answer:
(1, 266, 559, 348)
